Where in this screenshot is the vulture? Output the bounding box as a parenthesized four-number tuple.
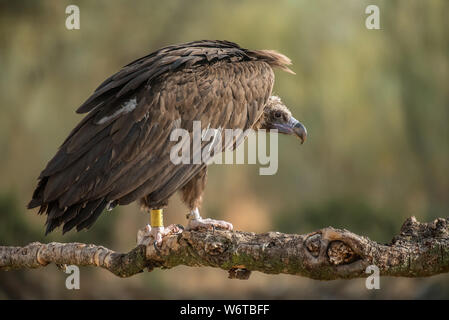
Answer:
(28, 40, 307, 246)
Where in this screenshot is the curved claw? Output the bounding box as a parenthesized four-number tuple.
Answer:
(153, 240, 161, 255)
(138, 224, 185, 252)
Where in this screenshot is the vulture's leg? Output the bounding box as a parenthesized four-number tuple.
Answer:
(181, 167, 233, 231)
(136, 199, 182, 247)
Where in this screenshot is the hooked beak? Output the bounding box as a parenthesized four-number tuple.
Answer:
(273, 116, 307, 144)
(291, 117, 307, 144)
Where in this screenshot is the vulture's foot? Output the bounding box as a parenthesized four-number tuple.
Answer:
(136, 224, 183, 247)
(187, 218, 234, 231)
(186, 208, 233, 231)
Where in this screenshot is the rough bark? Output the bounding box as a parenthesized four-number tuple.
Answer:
(1, 216, 448, 280)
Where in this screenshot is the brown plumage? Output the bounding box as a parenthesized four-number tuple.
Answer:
(28, 40, 302, 235)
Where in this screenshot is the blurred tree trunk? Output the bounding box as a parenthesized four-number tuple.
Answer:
(386, 1, 449, 216)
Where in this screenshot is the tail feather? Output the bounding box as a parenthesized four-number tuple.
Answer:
(76, 199, 108, 231)
(43, 199, 107, 235)
(62, 199, 102, 234)
(30, 175, 108, 235)
(27, 177, 49, 209)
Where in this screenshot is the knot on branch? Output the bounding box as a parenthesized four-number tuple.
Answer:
(204, 242, 225, 255)
(305, 231, 361, 266)
(327, 240, 358, 265)
(305, 233, 321, 257)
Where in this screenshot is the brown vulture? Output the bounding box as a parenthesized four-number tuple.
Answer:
(28, 40, 307, 246)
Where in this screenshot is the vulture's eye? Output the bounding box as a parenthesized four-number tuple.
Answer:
(274, 111, 282, 119)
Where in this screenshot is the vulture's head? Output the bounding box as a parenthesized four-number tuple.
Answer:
(258, 95, 307, 144)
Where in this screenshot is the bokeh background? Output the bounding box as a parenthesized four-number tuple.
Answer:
(0, 0, 448, 299)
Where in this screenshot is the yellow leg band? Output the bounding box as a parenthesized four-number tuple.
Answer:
(150, 209, 164, 227)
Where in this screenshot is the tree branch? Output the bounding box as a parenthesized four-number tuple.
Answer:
(1, 216, 448, 280)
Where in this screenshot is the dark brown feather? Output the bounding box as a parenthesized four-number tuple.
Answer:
(29, 40, 292, 233)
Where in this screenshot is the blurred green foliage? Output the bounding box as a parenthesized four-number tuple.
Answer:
(0, 0, 447, 299)
(0, 190, 118, 245)
(0, 193, 40, 245)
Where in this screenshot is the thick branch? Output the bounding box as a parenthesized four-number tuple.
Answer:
(1, 217, 448, 280)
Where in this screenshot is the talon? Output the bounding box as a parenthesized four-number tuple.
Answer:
(153, 240, 161, 255)
(136, 223, 182, 248)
